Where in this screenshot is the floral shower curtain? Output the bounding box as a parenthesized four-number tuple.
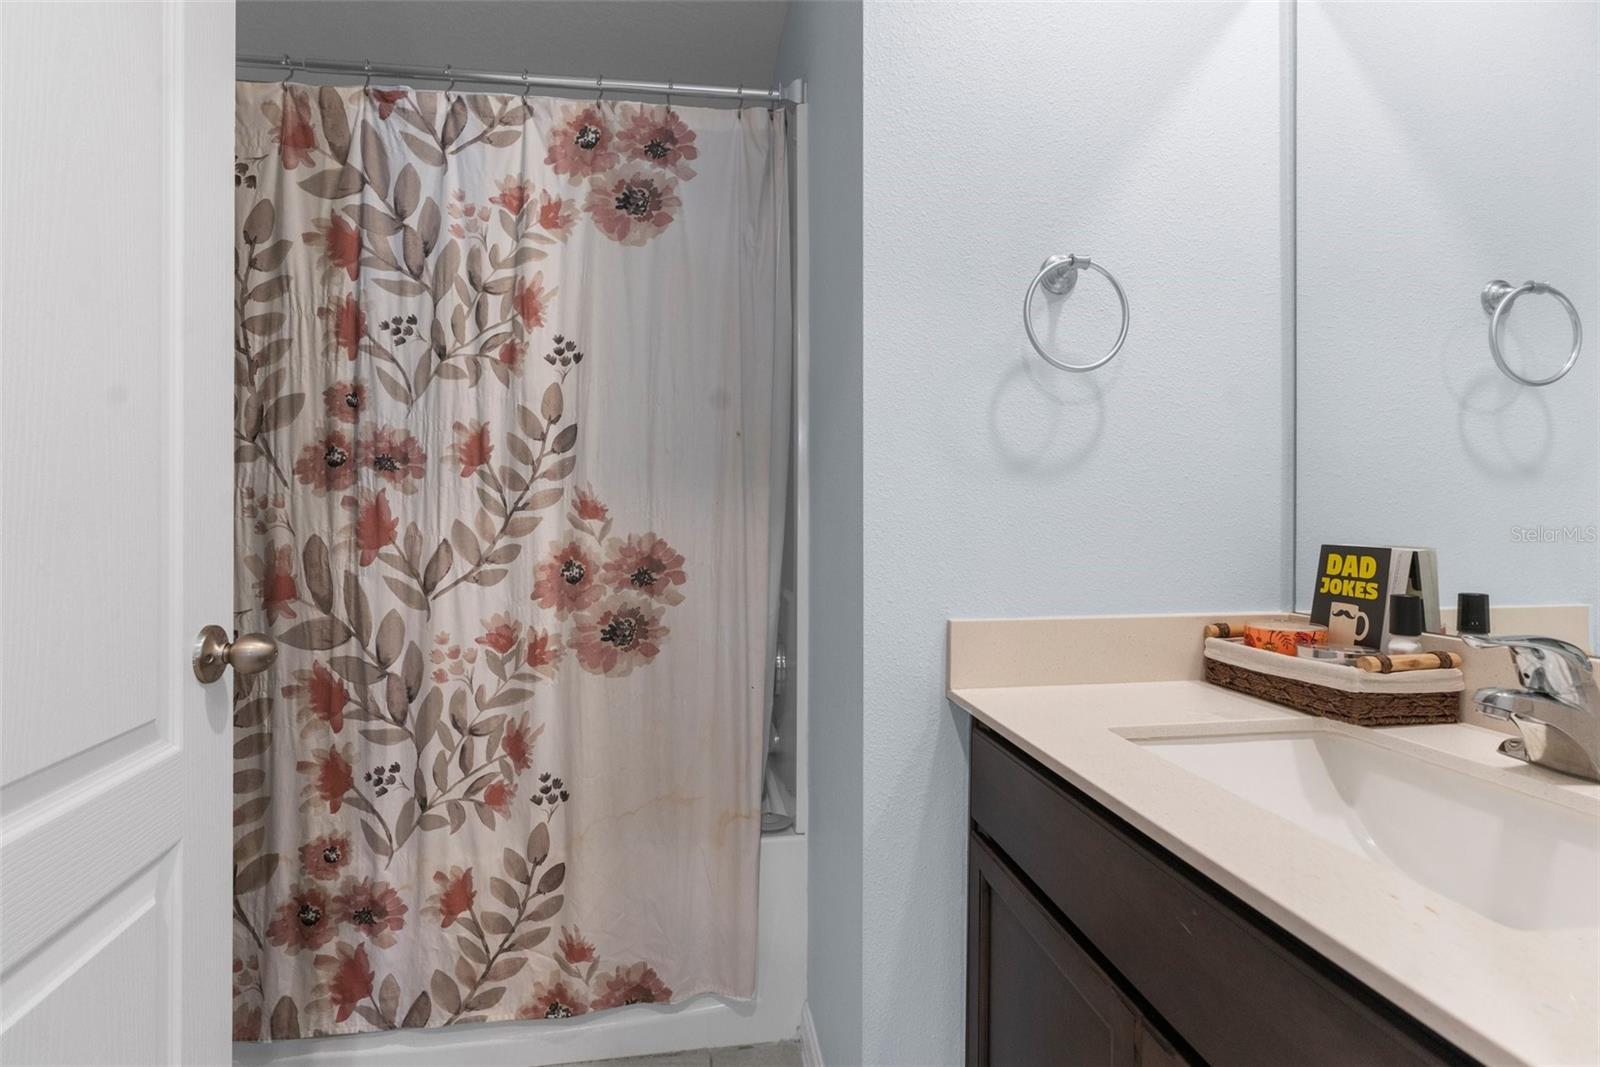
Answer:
(232, 81, 789, 1040)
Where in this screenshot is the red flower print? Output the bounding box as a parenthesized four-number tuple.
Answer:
(427, 866, 475, 928)
(368, 88, 408, 120)
(316, 294, 366, 361)
(305, 215, 362, 281)
(496, 338, 525, 370)
(489, 175, 534, 215)
(513, 272, 555, 328)
(537, 190, 578, 240)
(255, 543, 299, 624)
(532, 539, 604, 618)
(517, 978, 590, 1019)
(429, 632, 477, 683)
(298, 744, 355, 814)
(482, 777, 515, 817)
(293, 430, 357, 493)
(332, 877, 407, 949)
(591, 963, 673, 1009)
(572, 595, 668, 676)
(584, 168, 681, 246)
(323, 380, 366, 424)
(524, 628, 564, 679)
(447, 188, 491, 239)
(349, 488, 397, 566)
(299, 832, 352, 881)
(601, 533, 687, 604)
(558, 926, 597, 965)
(475, 613, 522, 654)
(450, 420, 493, 477)
(283, 661, 350, 733)
(266, 884, 337, 954)
(616, 103, 699, 179)
(502, 713, 540, 773)
(546, 104, 618, 183)
(356, 425, 426, 492)
(573, 486, 609, 523)
(314, 941, 374, 1023)
(275, 86, 317, 169)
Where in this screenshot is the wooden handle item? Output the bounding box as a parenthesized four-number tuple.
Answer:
(1355, 651, 1462, 674)
(1204, 622, 1246, 638)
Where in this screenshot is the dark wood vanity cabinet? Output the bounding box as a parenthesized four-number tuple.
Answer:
(966, 724, 1476, 1067)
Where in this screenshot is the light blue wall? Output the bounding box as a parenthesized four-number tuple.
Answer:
(860, 4, 1288, 1062)
(776, 3, 865, 1065)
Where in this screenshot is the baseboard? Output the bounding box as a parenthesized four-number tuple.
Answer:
(798, 1002, 824, 1067)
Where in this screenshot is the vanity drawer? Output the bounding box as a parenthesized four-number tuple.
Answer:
(969, 724, 1473, 1067)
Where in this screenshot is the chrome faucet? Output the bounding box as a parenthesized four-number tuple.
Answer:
(1464, 634, 1600, 781)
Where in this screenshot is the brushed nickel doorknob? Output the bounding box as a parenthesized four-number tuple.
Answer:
(193, 625, 279, 683)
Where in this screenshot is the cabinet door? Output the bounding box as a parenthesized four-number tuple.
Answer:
(967, 831, 1187, 1067)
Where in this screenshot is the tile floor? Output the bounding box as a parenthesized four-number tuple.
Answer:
(558, 1040, 803, 1067)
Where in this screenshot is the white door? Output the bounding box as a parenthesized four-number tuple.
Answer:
(1, 3, 236, 1064)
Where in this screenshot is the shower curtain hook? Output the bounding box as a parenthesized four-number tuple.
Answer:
(521, 69, 532, 102)
(595, 74, 605, 106)
(665, 80, 674, 115)
(768, 81, 779, 115)
(279, 54, 294, 84)
(362, 60, 373, 89)
(736, 83, 745, 114)
(443, 65, 456, 93)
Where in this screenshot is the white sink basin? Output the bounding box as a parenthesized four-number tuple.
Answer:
(1138, 731, 1600, 931)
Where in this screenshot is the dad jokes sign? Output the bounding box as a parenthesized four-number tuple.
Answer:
(1309, 544, 1408, 649)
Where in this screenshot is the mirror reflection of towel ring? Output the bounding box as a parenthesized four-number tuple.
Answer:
(1481, 279, 1582, 387)
(1023, 254, 1130, 372)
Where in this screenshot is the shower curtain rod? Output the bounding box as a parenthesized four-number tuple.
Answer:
(237, 53, 801, 104)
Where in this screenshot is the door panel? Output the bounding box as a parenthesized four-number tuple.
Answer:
(967, 831, 1187, 1067)
(0, 3, 235, 1064)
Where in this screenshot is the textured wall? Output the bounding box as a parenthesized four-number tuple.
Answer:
(237, 1, 790, 93)
(1296, 1, 1598, 622)
(860, 3, 1286, 1061)
(776, 2, 865, 1064)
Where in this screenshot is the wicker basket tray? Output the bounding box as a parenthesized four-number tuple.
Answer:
(1203, 638, 1460, 727)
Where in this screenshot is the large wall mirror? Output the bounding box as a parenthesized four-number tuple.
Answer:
(1294, 1, 1598, 634)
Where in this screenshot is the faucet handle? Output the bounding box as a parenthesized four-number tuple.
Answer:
(1460, 633, 1593, 670)
(1461, 634, 1596, 706)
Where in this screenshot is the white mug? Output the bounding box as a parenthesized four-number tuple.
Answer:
(1327, 600, 1371, 645)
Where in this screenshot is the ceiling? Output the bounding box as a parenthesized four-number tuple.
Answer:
(238, 0, 793, 93)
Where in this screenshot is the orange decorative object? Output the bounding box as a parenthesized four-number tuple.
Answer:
(1242, 616, 1328, 657)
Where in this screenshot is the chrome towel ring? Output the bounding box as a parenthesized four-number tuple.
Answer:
(1023, 254, 1130, 372)
(1480, 279, 1582, 387)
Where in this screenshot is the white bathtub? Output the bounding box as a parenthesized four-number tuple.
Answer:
(234, 832, 807, 1067)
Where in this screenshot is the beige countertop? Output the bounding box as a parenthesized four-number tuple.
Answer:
(949, 612, 1600, 1067)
